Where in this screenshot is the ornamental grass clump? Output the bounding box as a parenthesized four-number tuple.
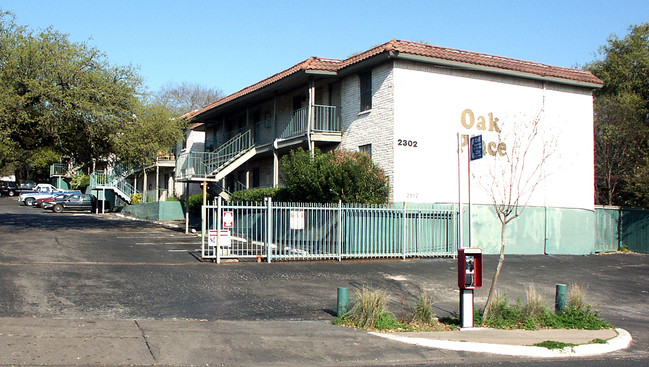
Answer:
(410, 292, 438, 326)
(338, 288, 402, 330)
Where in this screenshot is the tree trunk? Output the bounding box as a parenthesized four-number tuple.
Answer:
(483, 220, 507, 319)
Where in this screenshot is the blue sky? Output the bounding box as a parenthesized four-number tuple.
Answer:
(3, 1, 648, 98)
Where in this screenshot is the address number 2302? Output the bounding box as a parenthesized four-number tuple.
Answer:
(397, 139, 418, 148)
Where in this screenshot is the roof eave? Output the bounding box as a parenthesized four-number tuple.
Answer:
(392, 53, 604, 89)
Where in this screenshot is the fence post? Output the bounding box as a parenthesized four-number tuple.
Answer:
(338, 200, 343, 261)
(266, 197, 273, 263)
(216, 196, 222, 264)
(201, 203, 206, 259)
(403, 202, 407, 260)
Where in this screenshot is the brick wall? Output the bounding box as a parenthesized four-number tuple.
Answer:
(339, 61, 395, 199)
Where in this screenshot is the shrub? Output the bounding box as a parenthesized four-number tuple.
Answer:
(567, 284, 587, 312)
(130, 193, 142, 204)
(338, 288, 402, 330)
(410, 292, 437, 326)
(523, 284, 548, 320)
(165, 195, 179, 201)
(229, 187, 287, 202)
(280, 148, 389, 204)
(188, 193, 213, 215)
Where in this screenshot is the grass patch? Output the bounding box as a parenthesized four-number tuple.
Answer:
(534, 340, 577, 349)
(333, 288, 406, 331)
(333, 284, 612, 333)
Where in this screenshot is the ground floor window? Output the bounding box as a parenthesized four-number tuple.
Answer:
(359, 144, 372, 158)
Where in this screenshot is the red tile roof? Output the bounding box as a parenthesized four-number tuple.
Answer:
(190, 39, 603, 120)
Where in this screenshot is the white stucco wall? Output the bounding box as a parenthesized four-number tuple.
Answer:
(391, 60, 595, 210)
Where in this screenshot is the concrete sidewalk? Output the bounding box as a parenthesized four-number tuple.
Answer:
(0, 317, 631, 366)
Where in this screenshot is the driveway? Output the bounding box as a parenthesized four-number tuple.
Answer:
(0, 196, 648, 366)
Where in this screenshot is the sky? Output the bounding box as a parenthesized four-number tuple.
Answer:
(3, 1, 649, 98)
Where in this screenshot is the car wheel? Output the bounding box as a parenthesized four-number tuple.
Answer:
(53, 204, 63, 213)
(25, 197, 35, 206)
(8, 190, 15, 197)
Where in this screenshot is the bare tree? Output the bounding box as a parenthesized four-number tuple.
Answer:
(479, 107, 556, 319)
(154, 81, 224, 115)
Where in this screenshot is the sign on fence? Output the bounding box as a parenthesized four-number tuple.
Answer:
(208, 229, 231, 248)
(290, 210, 305, 230)
(223, 211, 234, 228)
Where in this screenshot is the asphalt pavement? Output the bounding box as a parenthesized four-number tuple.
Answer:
(0, 196, 647, 366)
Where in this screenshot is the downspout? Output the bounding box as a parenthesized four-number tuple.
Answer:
(307, 79, 315, 157)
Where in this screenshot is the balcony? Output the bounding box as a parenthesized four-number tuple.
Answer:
(177, 105, 341, 183)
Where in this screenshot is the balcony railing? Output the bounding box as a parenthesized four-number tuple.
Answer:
(177, 129, 254, 180)
(177, 105, 341, 182)
(49, 163, 66, 176)
(312, 105, 341, 133)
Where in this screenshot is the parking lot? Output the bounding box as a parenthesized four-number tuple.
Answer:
(1, 195, 649, 366)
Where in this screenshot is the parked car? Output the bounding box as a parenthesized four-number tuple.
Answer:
(19, 185, 80, 206)
(47, 194, 97, 213)
(0, 181, 18, 197)
(37, 193, 71, 208)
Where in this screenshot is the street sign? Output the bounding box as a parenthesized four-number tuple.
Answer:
(470, 135, 483, 161)
(223, 211, 234, 228)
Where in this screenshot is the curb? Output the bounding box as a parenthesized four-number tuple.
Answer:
(369, 328, 632, 358)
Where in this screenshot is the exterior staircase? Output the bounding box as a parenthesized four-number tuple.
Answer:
(89, 163, 137, 204)
(176, 128, 256, 183)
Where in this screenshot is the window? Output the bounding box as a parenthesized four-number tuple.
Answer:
(359, 71, 372, 112)
(359, 144, 372, 158)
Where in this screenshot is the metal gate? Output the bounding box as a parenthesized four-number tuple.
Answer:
(201, 198, 458, 263)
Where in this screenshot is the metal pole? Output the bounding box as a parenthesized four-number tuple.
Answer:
(402, 202, 407, 260)
(217, 196, 222, 264)
(266, 197, 273, 263)
(467, 135, 472, 248)
(337, 287, 349, 317)
(460, 289, 474, 328)
(337, 200, 342, 261)
(185, 182, 189, 234)
(555, 284, 567, 314)
(457, 133, 464, 249)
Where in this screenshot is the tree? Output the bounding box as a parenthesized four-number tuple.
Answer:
(153, 81, 224, 115)
(0, 10, 142, 178)
(111, 102, 187, 168)
(479, 110, 555, 319)
(280, 148, 390, 204)
(593, 94, 646, 205)
(586, 23, 649, 207)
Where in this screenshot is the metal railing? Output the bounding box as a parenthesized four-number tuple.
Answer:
(176, 129, 254, 180)
(312, 105, 341, 133)
(279, 107, 308, 138)
(201, 199, 458, 263)
(89, 164, 138, 202)
(49, 163, 66, 176)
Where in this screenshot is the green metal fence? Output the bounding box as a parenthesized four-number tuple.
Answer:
(201, 199, 458, 263)
(595, 206, 649, 254)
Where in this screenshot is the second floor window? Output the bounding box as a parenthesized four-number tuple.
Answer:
(359, 71, 372, 112)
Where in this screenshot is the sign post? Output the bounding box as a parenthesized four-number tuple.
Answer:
(461, 135, 483, 329)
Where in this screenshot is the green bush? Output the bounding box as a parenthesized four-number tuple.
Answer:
(70, 174, 90, 191)
(188, 193, 213, 215)
(229, 187, 287, 202)
(479, 288, 611, 330)
(130, 193, 142, 204)
(165, 195, 179, 201)
(280, 148, 389, 204)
